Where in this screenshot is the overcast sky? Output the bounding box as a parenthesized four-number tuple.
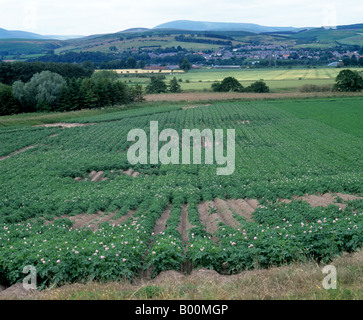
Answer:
(1, 0, 363, 36)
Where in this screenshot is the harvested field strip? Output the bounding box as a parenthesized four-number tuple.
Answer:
(74, 168, 146, 182)
(226, 199, 255, 222)
(153, 205, 172, 235)
(197, 201, 222, 242)
(111, 210, 137, 225)
(47, 210, 137, 230)
(213, 199, 241, 229)
(91, 171, 105, 182)
(177, 204, 194, 245)
(87, 211, 118, 231)
(290, 193, 363, 208)
(0, 145, 37, 161)
(70, 212, 101, 230)
(33, 123, 97, 129)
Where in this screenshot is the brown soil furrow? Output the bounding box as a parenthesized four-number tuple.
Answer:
(245, 199, 259, 210)
(111, 210, 137, 226)
(178, 204, 194, 275)
(297, 194, 338, 208)
(0, 145, 37, 161)
(177, 204, 194, 245)
(333, 193, 363, 202)
(153, 205, 172, 235)
(124, 168, 134, 176)
(70, 212, 101, 229)
(89, 170, 97, 179)
(213, 199, 241, 228)
(197, 201, 221, 242)
(87, 211, 118, 231)
(33, 123, 96, 129)
(225, 199, 255, 222)
(278, 198, 292, 204)
(91, 171, 104, 182)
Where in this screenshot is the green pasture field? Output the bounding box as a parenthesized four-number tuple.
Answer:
(0, 96, 362, 292)
(120, 67, 362, 92)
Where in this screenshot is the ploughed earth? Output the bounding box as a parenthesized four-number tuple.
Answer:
(44, 192, 361, 234)
(1, 192, 361, 298)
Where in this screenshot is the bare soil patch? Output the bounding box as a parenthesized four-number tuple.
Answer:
(226, 199, 255, 222)
(74, 168, 145, 183)
(153, 205, 172, 235)
(70, 212, 101, 230)
(87, 211, 118, 231)
(197, 201, 221, 242)
(0, 145, 37, 161)
(110, 210, 138, 226)
(33, 123, 96, 129)
(213, 199, 241, 228)
(289, 193, 362, 209)
(0, 283, 39, 300)
(182, 103, 212, 110)
(177, 204, 195, 245)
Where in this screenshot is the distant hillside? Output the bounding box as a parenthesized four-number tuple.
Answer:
(153, 20, 303, 33)
(0, 28, 50, 39)
(0, 28, 83, 40)
(122, 28, 150, 32)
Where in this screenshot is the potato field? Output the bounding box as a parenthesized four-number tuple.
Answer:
(0, 97, 362, 289)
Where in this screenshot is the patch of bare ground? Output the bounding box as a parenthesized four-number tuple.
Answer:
(213, 199, 241, 229)
(87, 211, 118, 231)
(153, 205, 172, 235)
(182, 103, 212, 110)
(74, 169, 146, 182)
(121, 168, 145, 178)
(177, 204, 194, 274)
(177, 204, 195, 245)
(111, 210, 137, 226)
(70, 212, 101, 230)
(0, 145, 37, 161)
(290, 193, 362, 209)
(33, 122, 96, 129)
(44, 210, 137, 230)
(225, 199, 255, 222)
(144, 91, 363, 102)
(0, 283, 40, 300)
(91, 171, 105, 182)
(334, 193, 363, 202)
(197, 201, 222, 243)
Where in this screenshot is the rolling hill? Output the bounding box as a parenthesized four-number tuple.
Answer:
(153, 20, 306, 33)
(0, 28, 83, 40)
(0, 21, 362, 58)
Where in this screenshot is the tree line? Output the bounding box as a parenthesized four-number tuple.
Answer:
(211, 77, 270, 93)
(0, 65, 143, 116)
(0, 61, 93, 85)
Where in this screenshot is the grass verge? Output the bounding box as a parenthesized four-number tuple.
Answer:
(4, 249, 361, 300)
